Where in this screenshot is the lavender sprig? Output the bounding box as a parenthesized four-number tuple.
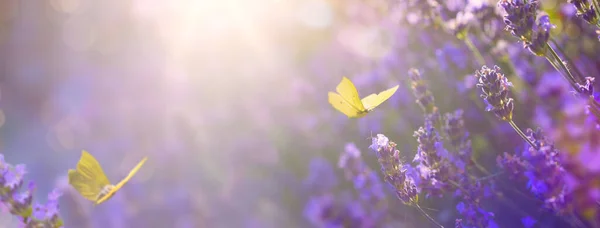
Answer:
(475, 65, 537, 149)
(568, 0, 600, 26)
(499, 0, 600, 122)
(368, 135, 418, 205)
(496, 128, 572, 214)
(369, 135, 444, 228)
(0, 154, 63, 228)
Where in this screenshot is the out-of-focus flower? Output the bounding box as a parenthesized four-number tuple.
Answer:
(443, 109, 472, 170)
(412, 115, 452, 197)
(568, 0, 600, 25)
(0, 154, 63, 227)
(497, 128, 571, 213)
(339, 143, 388, 224)
(408, 69, 436, 114)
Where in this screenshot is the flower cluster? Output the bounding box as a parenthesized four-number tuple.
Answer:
(304, 146, 391, 227)
(369, 134, 418, 204)
(568, 0, 600, 25)
(408, 68, 436, 114)
(338, 143, 388, 223)
(475, 65, 515, 121)
(0, 154, 63, 228)
(443, 110, 472, 170)
(412, 115, 451, 196)
(499, 0, 553, 56)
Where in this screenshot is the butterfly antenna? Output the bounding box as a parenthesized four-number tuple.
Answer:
(414, 203, 444, 228)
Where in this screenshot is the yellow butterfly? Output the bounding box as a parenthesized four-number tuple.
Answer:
(68, 150, 148, 205)
(328, 77, 399, 118)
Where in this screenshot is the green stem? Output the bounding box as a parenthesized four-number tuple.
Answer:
(508, 120, 538, 150)
(470, 158, 490, 175)
(463, 36, 485, 66)
(475, 171, 503, 181)
(547, 40, 600, 123)
(545, 43, 582, 93)
(550, 38, 586, 83)
(414, 203, 444, 228)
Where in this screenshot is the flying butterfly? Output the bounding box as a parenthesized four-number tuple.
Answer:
(68, 150, 148, 205)
(328, 77, 399, 118)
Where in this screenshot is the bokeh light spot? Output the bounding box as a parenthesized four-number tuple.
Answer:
(62, 16, 96, 51)
(50, 0, 81, 14)
(295, 0, 332, 29)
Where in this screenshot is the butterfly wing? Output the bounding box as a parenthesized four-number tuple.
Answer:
(68, 151, 111, 201)
(328, 92, 365, 118)
(114, 157, 148, 190)
(360, 85, 399, 111)
(95, 157, 147, 205)
(335, 77, 366, 111)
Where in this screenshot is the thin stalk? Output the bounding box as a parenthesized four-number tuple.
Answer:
(476, 171, 504, 181)
(548, 40, 600, 122)
(545, 43, 581, 93)
(463, 36, 485, 65)
(471, 158, 490, 175)
(414, 203, 444, 228)
(550, 38, 586, 83)
(508, 120, 538, 150)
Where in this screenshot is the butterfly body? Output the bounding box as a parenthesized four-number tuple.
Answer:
(68, 151, 148, 205)
(328, 77, 399, 118)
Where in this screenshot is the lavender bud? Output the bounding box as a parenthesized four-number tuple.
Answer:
(475, 65, 515, 121)
(499, 0, 539, 41)
(525, 15, 553, 56)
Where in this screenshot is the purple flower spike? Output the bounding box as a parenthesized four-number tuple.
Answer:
(568, 0, 599, 25)
(475, 65, 515, 121)
(338, 143, 388, 223)
(369, 134, 419, 204)
(499, 0, 540, 41)
(525, 15, 553, 56)
(0, 155, 63, 227)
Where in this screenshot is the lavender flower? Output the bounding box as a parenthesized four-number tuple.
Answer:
(454, 180, 498, 228)
(499, 0, 539, 40)
(0, 154, 63, 227)
(443, 110, 472, 170)
(568, 0, 600, 25)
(408, 69, 436, 114)
(304, 194, 367, 228)
(497, 128, 571, 213)
(369, 134, 418, 204)
(525, 15, 552, 56)
(475, 65, 515, 121)
(412, 115, 453, 196)
(523, 128, 570, 213)
(399, 0, 441, 26)
(577, 77, 595, 97)
(497, 152, 528, 180)
(338, 143, 388, 223)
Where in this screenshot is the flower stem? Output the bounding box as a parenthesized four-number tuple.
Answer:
(414, 203, 444, 228)
(549, 38, 585, 83)
(544, 43, 581, 93)
(508, 120, 538, 150)
(470, 158, 490, 175)
(463, 36, 485, 66)
(546, 40, 600, 123)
